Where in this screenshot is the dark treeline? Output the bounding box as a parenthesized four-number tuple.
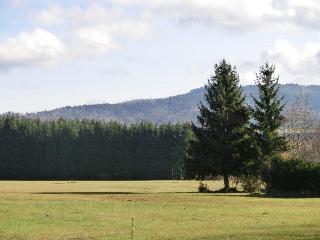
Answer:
(0, 115, 190, 180)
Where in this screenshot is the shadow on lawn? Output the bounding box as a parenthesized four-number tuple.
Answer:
(257, 192, 320, 199)
(33, 191, 319, 198)
(205, 192, 320, 199)
(34, 191, 144, 195)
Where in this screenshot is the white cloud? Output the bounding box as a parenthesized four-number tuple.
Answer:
(29, 0, 320, 68)
(32, 3, 150, 59)
(8, 0, 24, 7)
(69, 20, 149, 57)
(0, 3, 152, 70)
(112, 21, 150, 39)
(103, 0, 320, 31)
(0, 28, 66, 70)
(33, 3, 124, 26)
(236, 37, 320, 85)
(73, 26, 120, 56)
(267, 40, 302, 75)
(9, 0, 320, 78)
(273, 0, 320, 28)
(265, 38, 320, 84)
(34, 5, 63, 25)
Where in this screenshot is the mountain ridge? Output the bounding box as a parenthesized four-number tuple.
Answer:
(25, 84, 320, 124)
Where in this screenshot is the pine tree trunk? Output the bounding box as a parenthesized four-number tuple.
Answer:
(223, 175, 229, 192)
(266, 158, 272, 193)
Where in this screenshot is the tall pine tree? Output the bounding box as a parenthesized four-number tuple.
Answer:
(186, 59, 252, 191)
(252, 63, 287, 188)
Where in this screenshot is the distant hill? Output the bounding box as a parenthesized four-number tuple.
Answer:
(26, 84, 320, 124)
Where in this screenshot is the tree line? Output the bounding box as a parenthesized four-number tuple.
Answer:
(0, 59, 319, 195)
(0, 117, 190, 180)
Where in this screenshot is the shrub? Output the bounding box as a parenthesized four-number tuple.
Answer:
(198, 181, 211, 193)
(270, 157, 320, 195)
(239, 175, 265, 193)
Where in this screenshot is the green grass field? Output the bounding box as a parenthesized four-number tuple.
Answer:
(0, 181, 319, 240)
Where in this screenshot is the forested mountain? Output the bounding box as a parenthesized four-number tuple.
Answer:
(26, 84, 320, 124)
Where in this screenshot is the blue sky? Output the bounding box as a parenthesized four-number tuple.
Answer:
(1, 0, 320, 113)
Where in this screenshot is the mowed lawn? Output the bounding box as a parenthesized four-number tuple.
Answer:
(0, 181, 319, 240)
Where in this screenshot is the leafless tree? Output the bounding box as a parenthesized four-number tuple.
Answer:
(284, 94, 320, 162)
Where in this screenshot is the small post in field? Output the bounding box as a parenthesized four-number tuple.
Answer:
(131, 217, 134, 240)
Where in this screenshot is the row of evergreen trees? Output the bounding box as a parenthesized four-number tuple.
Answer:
(0, 59, 287, 185)
(185, 60, 287, 191)
(0, 117, 190, 180)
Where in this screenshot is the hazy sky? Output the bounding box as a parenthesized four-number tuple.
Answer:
(1, 0, 320, 113)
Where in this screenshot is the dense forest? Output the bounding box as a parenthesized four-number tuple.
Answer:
(0, 115, 190, 180)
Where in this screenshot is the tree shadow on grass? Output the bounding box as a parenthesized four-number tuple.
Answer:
(33, 191, 319, 198)
(34, 191, 145, 195)
(257, 192, 320, 199)
(199, 192, 320, 199)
